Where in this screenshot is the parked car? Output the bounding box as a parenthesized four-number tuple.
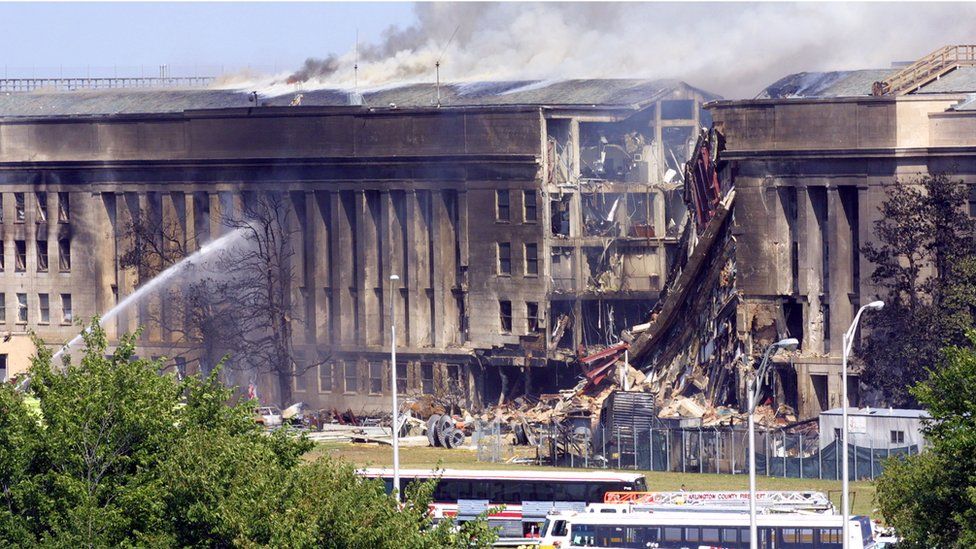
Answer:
(255, 406, 283, 427)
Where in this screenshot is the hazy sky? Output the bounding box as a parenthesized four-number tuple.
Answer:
(3, 2, 976, 99)
(0, 2, 415, 76)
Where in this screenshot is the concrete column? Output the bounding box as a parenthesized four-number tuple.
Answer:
(797, 186, 826, 354)
(332, 191, 354, 345)
(828, 186, 854, 353)
(208, 192, 221, 238)
(357, 190, 380, 347)
(311, 191, 331, 344)
(380, 190, 393, 347)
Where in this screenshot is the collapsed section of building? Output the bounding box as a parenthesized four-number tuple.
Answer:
(0, 78, 716, 411)
(631, 45, 976, 421)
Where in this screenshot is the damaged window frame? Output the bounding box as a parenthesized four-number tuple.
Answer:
(36, 239, 48, 272)
(499, 300, 513, 333)
(421, 363, 434, 394)
(526, 301, 542, 333)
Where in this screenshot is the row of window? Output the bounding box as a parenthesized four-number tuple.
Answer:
(499, 300, 542, 334)
(0, 293, 72, 325)
(295, 361, 461, 396)
(495, 190, 537, 223)
(0, 238, 71, 272)
(569, 524, 842, 548)
(497, 242, 538, 276)
(0, 192, 70, 224)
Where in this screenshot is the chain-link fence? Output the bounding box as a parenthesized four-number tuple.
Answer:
(481, 421, 920, 480)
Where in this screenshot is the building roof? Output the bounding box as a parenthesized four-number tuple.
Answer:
(0, 79, 719, 118)
(820, 407, 930, 419)
(757, 67, 976, 99)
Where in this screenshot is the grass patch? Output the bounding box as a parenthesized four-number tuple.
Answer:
(310, 442, 878, 517)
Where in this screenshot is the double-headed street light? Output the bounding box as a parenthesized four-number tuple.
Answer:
(841, 300, 884, 548)
(389, 274, 401, 503)
(748, 337, 799, 549)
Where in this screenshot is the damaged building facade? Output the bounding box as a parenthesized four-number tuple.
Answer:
(636, 45, 976, 420)
(0, 79, 714, 409)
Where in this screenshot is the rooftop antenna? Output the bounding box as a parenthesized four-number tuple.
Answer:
(435, 24, 460, 108)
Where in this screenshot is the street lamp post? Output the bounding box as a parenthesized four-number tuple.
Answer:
(748, 337, 798, 549)
(389, 274, 401, 503)
(841, 300, 884, 548)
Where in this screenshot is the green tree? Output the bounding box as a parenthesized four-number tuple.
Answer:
(861, 172, 976, 405)
(0, 321, 494, 548)
(876, 334, 976, 547)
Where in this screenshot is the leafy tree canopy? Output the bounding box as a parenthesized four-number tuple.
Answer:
(0, 320, 494, 548)
(876, 333, 976, 548)
(861, 172, 976, 405)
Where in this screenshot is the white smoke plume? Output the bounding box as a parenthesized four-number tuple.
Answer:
(224, 2, 976, 99)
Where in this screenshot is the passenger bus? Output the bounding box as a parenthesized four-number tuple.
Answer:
(359, 468, 646, 543)
(538, 511, 877, 549)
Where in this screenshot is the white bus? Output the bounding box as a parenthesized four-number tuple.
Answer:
(538, 510, 876, 549)
(359, 468, 646, 542)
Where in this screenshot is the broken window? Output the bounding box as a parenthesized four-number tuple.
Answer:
(527, 302, 541, 333)
(35, 192, 47, 222)
(59, 239, 71, 271)
(0, 294, 5, 322)
(14, 193, 24, 222)
(811, 375, 829, 412)
(343, 361, 358, 393)
(525, 243, 538, 276)
(38, 294, 49, 324)
(58, 192, 69, 222)
(551, 247, 575, 292)
(60, 294, 72, 324)
(626, 193, 654, 237)
(396, 362, 407, 394)
(16, 293, 26, 323)
(551, 195, 571, 237)
(421, 363, 434, 394)
(582, 193, 621, 236)
(15, 241, 25, 272)
(447, 364, 460, 386)
(499, 300, 513, 333)
(523, 190, 537, 222)
(318, 362, 333, 393)
(36, 240, 47, 272)
(660, 99, 695, 120)
(662, 126, 695, 170)
(496, 190, 510, 222)
(497, 242, 512, 275)
(368, 361, 383, 394)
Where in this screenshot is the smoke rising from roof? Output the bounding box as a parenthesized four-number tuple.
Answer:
(251, 2, 976, 99)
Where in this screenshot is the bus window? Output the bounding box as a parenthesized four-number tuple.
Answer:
(820, 528, 842, 547)
(663, 527, 682, 542)
(685, 527, 700, 542)
(533, 481, 555, 501)
(722, 528, 738, 543)
(571, 524, 596, 546)
(552, 520, 568, 537)
(702, 528, 720, 543)
(633, 477, 647, 491)
(855, 516, 873, 548)
(432, 479, 457, 502)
